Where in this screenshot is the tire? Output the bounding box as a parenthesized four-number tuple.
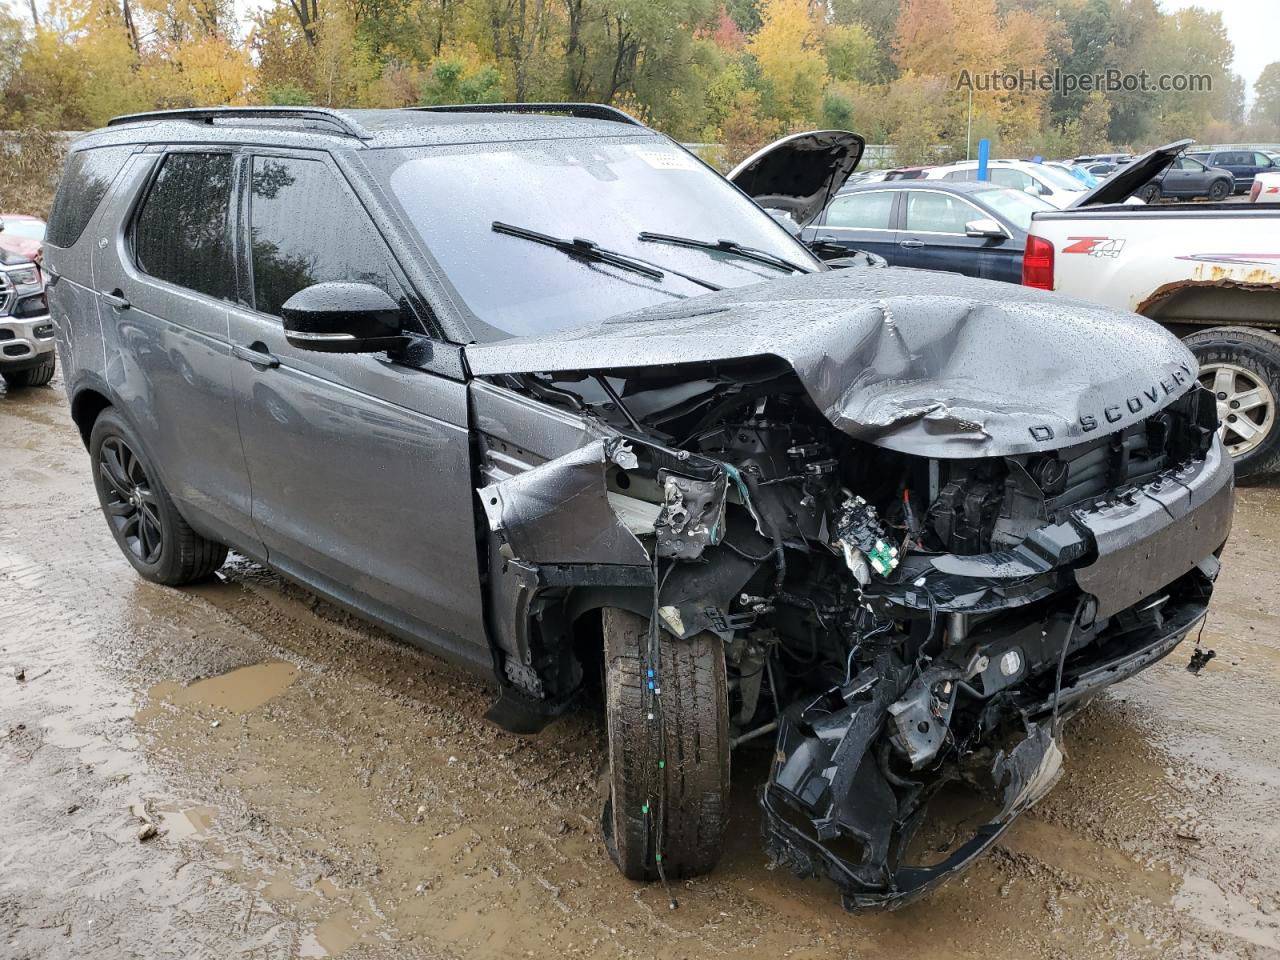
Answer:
(1184, 326, 1280, 481)
(1, 356, 55, 388)
(602, 607, 729, 881)
(89, 408, 228, 584)
(1208, 179, 1230, 201)
(1138, 183, 1160, 203)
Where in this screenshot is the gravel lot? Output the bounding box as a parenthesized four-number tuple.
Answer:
(3, 375, 1279, 959)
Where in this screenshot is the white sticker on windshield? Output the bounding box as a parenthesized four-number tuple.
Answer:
(631, 147, 700, 171)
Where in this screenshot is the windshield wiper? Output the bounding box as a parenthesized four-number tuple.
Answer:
(492, 221, 721, 291)
(638, 232, 813, 275)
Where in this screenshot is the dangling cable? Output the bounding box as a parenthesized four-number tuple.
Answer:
(644, 552, 677, 909)
(1050, 595, 1089, 740)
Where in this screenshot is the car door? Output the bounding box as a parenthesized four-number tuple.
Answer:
(1162, 157, 1199, 196)
(1248, 152, 1276, 189)
(805, 189, 902, 263)
(225, 149, 489, 667)
(1212, 152, 1245, 189)
(896, 189, 1019, 281)
(91, 148, 262, 554)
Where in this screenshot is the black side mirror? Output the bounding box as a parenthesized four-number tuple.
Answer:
(281, 282, 406, 353)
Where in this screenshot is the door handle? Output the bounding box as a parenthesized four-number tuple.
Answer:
(232, 342, 280, 368)
(898, 240, 925, 249)
(101, 289, 130, 310)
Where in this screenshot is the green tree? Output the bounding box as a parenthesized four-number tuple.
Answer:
(1252, 62, 1280, 135)
(824, 21, 877, 85)
(831, 0, 897, 82)
(419, 57, 502, 103)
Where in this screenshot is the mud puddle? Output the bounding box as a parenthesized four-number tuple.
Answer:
(3, 379, 1279, 959)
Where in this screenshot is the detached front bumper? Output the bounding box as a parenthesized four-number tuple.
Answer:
(762, 442, 1233, 910)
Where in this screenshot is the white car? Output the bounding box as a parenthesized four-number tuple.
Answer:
(919, 159, 1094, 209)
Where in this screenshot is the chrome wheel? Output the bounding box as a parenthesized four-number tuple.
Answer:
(98, 436, 164, 564)
(1199, 362, 1276, 458)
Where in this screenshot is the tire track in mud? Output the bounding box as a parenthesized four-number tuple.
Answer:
(3, 379, 1279, 959)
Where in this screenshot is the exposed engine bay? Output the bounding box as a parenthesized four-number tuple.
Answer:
(472, 355, 1232, 909)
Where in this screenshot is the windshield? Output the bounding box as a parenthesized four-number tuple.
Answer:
(369, 137, 819, 340)
(2, 219, 45, 240)
(1033, 164, 1087, 192)
(973, 187, 1055, 231)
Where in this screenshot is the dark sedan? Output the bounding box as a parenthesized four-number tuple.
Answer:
(802, 180, 1054, 284)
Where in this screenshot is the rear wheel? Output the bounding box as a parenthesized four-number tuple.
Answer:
(1184, 326, 1280, 481)
(89, 408, 228, 584)
(602, 607, 729, 881)
(1208, 179, 1231, 201)
(1, 356, 55, 388)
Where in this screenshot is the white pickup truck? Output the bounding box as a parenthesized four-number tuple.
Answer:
(1025, 140, 1280, 479)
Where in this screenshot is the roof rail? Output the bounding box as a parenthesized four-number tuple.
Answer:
(106, 107, 371, 140)
(414, 102, 643, 126)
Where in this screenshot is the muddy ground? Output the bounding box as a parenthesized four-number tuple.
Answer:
(2, 376, 1278, 960)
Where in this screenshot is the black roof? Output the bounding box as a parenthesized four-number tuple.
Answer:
(77, 104, 659, 152)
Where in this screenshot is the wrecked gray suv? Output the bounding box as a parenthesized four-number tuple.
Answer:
(46, 105, 1232, 909)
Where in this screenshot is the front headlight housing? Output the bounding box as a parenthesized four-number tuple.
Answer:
(4, 265, 41, 289)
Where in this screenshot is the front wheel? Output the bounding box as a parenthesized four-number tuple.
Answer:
(602, 607, 729, 881)
(1208, 179, 1231, 201)
(1185, 326, 1280, 481)
(89, 408, 228, 584)
(1, 356, 55, 388)
(1138, 183, 1160, 203)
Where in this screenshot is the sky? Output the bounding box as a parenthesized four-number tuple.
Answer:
(1162, 0, 1269, 104)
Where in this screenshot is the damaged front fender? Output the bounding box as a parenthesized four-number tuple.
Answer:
(478, 434, 650, 568)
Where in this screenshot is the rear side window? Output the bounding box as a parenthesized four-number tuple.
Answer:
(45, 146, 134, 248)
(990, 168, 1034, 192)
(248, 155, 400, 317)
(904, 191, 978, 234)
(825, 191, 895, 229)
(133, 152, 235, 302)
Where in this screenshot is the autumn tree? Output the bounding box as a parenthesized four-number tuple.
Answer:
(748, 0, 826, 126)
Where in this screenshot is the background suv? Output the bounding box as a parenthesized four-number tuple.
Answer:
(1187, 149, 1278, 193)
(921, 159, 1090, 208)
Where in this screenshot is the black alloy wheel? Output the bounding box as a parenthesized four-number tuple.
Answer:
(98, 435, 164, 564)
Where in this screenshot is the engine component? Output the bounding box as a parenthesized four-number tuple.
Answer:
(832, 496, 899, 583)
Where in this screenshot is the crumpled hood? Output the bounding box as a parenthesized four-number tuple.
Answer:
(465, 268, 1199, 458)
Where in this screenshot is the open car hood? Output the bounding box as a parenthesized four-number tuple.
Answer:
(727, 130, 865, 227)
(465, 267, 1198, 458)
(1068, 138, 1193, 207)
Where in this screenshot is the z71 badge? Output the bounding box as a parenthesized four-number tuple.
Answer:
(1063, 236, 1126, 258)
